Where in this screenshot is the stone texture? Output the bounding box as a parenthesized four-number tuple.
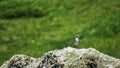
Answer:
(0, 47, 120, 68)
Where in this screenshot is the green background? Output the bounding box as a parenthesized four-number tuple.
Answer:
(0, 0, 120, 65)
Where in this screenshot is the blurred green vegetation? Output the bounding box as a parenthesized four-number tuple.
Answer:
(0, 0, 120, 65)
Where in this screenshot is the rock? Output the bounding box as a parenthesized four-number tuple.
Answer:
(0, 47, 120, 68)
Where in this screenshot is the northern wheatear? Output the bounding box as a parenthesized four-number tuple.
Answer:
(74, 35, 80, 47)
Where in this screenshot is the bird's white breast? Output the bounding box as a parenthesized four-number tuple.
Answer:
(75, 38, 79, 42)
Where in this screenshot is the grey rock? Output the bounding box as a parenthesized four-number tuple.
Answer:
(0, 47, 120, 68)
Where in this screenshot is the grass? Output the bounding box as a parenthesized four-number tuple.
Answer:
(0, 0, 120, 65)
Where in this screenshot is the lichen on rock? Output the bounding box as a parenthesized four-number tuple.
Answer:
(0, 47, 120, 68)
(0, 54, 37, 68)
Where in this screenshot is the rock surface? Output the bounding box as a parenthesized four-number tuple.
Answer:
(0, 47, 120, 68)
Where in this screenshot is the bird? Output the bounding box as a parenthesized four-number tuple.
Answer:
(74, 35, 80, 47)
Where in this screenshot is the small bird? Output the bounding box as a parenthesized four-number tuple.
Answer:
(74, 35, 80, 47)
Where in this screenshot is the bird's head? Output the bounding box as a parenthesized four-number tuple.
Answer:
(76, 35, 80, 38)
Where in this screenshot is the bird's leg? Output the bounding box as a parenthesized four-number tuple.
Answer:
(73, 45, 77, 48)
